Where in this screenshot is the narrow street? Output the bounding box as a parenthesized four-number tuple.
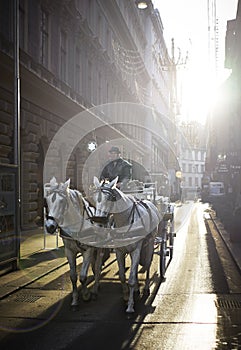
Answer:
(0, 1, 240, 349)
(1, 201, 241, 350)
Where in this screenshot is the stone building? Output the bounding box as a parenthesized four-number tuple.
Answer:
(206, 0, 241, 205)
(178, 122, 206, 201)
(0, 0, 173, 271)
(205, 0, 241, 239)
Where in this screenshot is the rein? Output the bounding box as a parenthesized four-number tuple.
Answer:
(126, 198, 146, 232)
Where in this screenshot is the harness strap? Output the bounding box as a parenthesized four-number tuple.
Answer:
(81, 196, 95, 218)
(127, 198, 147, 232)
(59, 228, 87, 250)
(46, 215, 55, 221)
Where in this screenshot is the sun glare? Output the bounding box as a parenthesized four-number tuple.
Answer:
(181, 65, 225, 125)
(181, 64, 233, 125)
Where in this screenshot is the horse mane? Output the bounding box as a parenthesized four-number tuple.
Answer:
(68, 188, 85, 213)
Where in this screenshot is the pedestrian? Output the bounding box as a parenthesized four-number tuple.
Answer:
(100, 146, 132, 190)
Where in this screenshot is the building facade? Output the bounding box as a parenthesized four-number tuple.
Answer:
(204, 0, 241, 239)
(178, 122, 206, 201)
(0, 0, 174, 271)
(206, 0, 241, 206)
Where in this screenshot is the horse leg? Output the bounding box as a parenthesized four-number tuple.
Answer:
(126, 247, 141, 314)
(91, 248, 104, 299)
(143, 266, 151, 296)
(79, 249, 92, 302)
(143, 242, 154, 295)
(65, 248, 79, 307)
(116, 250, 129, 302)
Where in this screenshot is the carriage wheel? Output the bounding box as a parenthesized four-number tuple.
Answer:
(168, 221, 174, 260)
(159, 229, 167, 279)
(169, 236, 174, 260)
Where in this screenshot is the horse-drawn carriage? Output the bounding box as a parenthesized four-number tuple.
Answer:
(44, 176, 175, 316)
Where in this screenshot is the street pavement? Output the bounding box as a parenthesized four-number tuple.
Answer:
(0, 227, 65, 300)
(0, 208, 241, 301)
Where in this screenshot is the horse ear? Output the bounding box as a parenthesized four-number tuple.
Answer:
(109, 176, 118, 188)
(63, 179, 70, 190)
(93, 176, 101, 188)
(50, 177, 57, 188)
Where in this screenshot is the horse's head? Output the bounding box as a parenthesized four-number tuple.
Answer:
(91, 176, 121, 223)
(45, 177, 70, 229)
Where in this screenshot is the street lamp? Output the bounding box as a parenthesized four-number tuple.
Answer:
(135, 0, 149, 10)
(160, 38, 188, 115)
(159, 38, 188, 201)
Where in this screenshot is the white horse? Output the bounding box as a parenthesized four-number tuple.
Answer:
(92, 176, 162, 315)
(45, 177, 109, 307)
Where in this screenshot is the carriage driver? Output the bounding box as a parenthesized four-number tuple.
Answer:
(100, 146, 132, 190)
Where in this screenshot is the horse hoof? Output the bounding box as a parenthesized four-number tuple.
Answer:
(91, 293, 98, 301)
(123, 293, 129, 302)
(126, 312, 135, 320)
(82, 293, 91, 302)
(143, 289, 150, 296)
(71, 304, 79, 312)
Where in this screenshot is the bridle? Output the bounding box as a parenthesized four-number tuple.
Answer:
(90, 186, 120, 225)
(46, 187, 92, 227)
(93, 186, 146, 230)
(95, 186, 119, 203)
(45, 188, 68, 224)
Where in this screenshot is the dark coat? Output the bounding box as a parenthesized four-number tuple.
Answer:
(100, 158, 132, 183)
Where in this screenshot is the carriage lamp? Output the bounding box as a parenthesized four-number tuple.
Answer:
(87, 141, 97, 152)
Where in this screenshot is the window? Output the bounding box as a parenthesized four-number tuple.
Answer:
(188, 177, 192, 187)
(106, 82, 109, 102)
(87, 60, 92, 99)
(98, 14, 102, 45)
(40, 7, 49, 67)
(75, 47, 81, 93)
(60, 30, 67, 81)
(98, 72, 102, 104)
(88, 0, 93, 27)
(106, 28, 111, 53)
(19, 0, 28, 51)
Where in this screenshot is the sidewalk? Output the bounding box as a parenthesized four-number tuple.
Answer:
(0, 227, 66, 300)
(1, 213, 241, 301)
(205, 209, 241, 274)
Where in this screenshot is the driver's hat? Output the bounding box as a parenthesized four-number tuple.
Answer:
(109, 146, 121, 154)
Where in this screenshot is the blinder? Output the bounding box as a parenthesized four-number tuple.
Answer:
(98, 187, 119, 202)
(52, 192, 57, 203)
(47, 188, 69, 223)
